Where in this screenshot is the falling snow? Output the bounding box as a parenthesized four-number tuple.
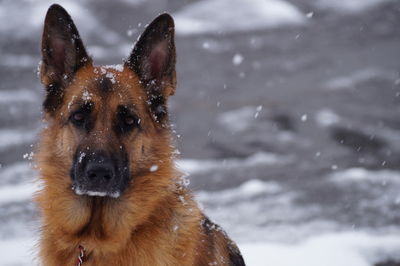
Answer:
(150, 165, 159, 172)
(306, 12, 314, 18)
(1, 0, 399, 265)
(82, 90, 92, 101)
(232, 53, 244, 66)
(78, 152, 86, 163)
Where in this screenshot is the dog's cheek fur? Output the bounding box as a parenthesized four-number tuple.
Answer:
(35, 128, 93, 241)
(122, 128, 176, 217)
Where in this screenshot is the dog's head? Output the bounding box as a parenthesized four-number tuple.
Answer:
(38, 4, 177, 199)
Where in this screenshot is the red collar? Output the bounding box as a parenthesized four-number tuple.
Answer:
(75, 245, 86, 266)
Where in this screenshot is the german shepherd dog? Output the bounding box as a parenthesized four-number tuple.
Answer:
(35, 4, 245, 266)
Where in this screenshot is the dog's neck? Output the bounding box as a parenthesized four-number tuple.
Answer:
(44, 195, 198, 265)
(36, 169, 195, 262)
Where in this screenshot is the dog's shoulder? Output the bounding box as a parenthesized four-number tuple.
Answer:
(200, 216, 246, 266)
(226, 239, 246, 266)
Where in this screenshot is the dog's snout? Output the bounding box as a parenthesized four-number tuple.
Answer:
(83, 152, 115, 185)
(73, 151, 120, 195)
(71, 149, 129, 197)
(85, 162, 114, 184)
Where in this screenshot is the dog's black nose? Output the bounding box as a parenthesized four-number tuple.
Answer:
(72, 149, 129, 198)
(85, 162, 114, 185)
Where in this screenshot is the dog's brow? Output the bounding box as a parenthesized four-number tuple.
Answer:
(98, 76, 113, 93)
(69, 100, 94, 113)
(117, 104, 138, 115)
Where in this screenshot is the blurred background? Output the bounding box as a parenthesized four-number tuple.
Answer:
(0, 0, 400, 265)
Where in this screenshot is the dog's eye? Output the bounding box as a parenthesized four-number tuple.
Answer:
(116, 114, 139, 134)
(124, 116, 136, 126)
(71, 111, 86, 125)
(73, 112, 84, 121)
(115, 106, 140, 134)
(122, 115, 139, 130)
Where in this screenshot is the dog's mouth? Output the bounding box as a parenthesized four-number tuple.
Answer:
(72, 185, 121, 198)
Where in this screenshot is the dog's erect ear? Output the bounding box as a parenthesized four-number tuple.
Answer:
(40, 4, 91, 113)
(125, 14, 176, 122)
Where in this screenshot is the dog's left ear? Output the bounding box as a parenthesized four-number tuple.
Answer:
(125, 14, 176, 122)
(40, 4, 91, 114)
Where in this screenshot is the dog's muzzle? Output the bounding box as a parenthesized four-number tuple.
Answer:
(71, 150, 129, 198)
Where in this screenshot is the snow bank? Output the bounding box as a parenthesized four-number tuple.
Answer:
(314, 109, 340, 127)
(0, 237, 38, 266)
(176, 152, 292, 174)
(0, 129, 37, 151)
(316, 0, 393, 13)
(173, 0, 305, 35)
(0, 89, 39, 103)
(329, 168, 400, 184)
(241, 232, 400, 266)
(0, 162, 39, 204)
(0, 183, 39, 204)
(324, 68, 398, 90)
(0, 162, 36, 185)
(1, 232, 400, 266)
(196, 179, 281, 202)
(217, 106, 263, 133)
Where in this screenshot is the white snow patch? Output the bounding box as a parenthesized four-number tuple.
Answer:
(173, 0, 305, 35)
(86, 191, 107, 197)
(306, 12, 314, 18)
(104, 64, 124, 72)
(78, 152, 86, 163)
(81, 90, 93, 101)
(0, 129, 37, 151)
(315, 109, 340, 127)
(178, 195, 187, 205)
(105, 72, 117, 84)
(74, 187, 120, 198)
(0, 89, 39, 103)
(176, 152, 292, 174)
(329, 168, 400, 184)
(0, 162, 36, 184)
(67, 95, 78, 110)
(196, 179, 281, 202)
(1, 232, 399, 266)
(0, 237, 38, 266)
(23, 152, 34, 161)
(218, 106, 265, 132)
(324, 68, 397, 90)
(241, 232, 400, 266)
(0, 182, 40, 204)
(316, 0, 393, 14)
(238, 179, 279, 195)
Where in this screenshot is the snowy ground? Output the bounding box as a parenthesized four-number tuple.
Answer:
(1, 0, 400, 265)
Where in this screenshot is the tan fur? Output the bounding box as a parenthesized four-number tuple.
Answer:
(35, 5, 244, 265)
(35, 64, 241, 265)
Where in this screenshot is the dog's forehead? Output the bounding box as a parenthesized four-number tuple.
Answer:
(64, 65, 144, 109)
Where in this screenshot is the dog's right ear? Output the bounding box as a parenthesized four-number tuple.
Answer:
(125, 14, 176, 123)
(40, 4, 91, 113)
